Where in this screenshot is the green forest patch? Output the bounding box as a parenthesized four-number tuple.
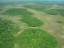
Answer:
(0, 19, 19, 48)
(0, 19, 19, 34)
(1, 8, 33, 16)
(16, 28, 58, 48)
(0, 32, 14, 48)
(21, 16, 43, 27)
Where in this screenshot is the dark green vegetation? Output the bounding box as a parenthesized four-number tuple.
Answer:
(0, 19, 19, 48)
(21, 16, 43, 27)
(16, 28, 58, 48)
(2, 8, 33, 16)
(0, 32, 14, 48)
(56, 20, 64, 24)
(0, 19, 19, 34)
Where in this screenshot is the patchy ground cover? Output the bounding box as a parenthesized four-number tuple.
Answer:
(21, 16, 43, 27)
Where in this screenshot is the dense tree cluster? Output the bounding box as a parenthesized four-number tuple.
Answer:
(16, 28, 58, 48)
(0, 19, 19, 48)
(21, 16, 43, 27)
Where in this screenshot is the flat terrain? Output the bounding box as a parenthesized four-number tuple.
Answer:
(0, 4, 64, 48)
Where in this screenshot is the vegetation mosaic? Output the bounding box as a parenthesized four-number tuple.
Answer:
(1, 4, 64, 48)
